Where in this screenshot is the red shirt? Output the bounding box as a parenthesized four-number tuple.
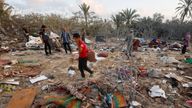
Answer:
(79, 40, 88, 58)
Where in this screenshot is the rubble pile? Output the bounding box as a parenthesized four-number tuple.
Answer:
(0, 38, 192, 108)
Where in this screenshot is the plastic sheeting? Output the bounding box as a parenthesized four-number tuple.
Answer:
(25, 36, 43, 48)
(149, 85, 167, 98)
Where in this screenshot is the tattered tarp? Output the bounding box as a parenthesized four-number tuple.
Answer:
(44, 95, 82, 108)
(112, 92, 127, 108)
(184, 58, 192, 64)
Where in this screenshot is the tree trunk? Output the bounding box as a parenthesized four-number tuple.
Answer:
(181, 14, 186, 23)
(85, 14, 88, 30)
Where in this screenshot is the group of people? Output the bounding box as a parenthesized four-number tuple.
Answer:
(126, 30, 191, 58)
(39, 25, 93, 79)
(23, 25, 191, 79)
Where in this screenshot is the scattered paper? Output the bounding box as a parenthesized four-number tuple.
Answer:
(96, 56, 106, 61)
(4, 65, 12, 69)
(30, 75, 48, 84)
(0, 79, 20, 85)
(160, 56, 180, 64)
(68, 70, 76, 77)
(165, 73, 184, 82)
(182, 82, 192, 88)
(130, 101, 141, 106)
(149, 85, 167, 98)
(41, 85, 49, 90)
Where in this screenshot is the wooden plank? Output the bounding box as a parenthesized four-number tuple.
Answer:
(185, 76, 192, 80)
(6, 87, 37, 108)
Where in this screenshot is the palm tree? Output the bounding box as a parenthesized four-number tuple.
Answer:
(176, 0, 192, 22)
(120, 9, 140, 26)
(79, 3, 90, 29)
(111, 13, 124, 29)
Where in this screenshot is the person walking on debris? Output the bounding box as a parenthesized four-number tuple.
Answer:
(182, 32, 191, 54)
(73, 33, 93, 79)
(22, 27, 29, 42)
(61, 28, 72, 54)
(39, 25, 52, 56)
(125, 30, 134, 58)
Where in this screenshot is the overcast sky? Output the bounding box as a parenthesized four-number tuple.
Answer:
(6, 0, 179, 19)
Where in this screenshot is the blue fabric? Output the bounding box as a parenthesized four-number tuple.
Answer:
(61, 32, 70, 43)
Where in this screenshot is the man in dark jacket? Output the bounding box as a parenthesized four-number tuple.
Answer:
(61, 28, 72, 54)
(22, 27, 29, 42)
(39, 25, 52, 56)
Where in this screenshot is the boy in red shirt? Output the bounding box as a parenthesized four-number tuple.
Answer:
(73, 33, 93, 79)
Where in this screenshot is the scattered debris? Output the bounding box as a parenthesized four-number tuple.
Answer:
(0, 79, 20, 85)
(3, 65, 12, 70)
(0, 59, 11, 66)
(130, 101, 141, 107)
(160, 56, 180, 64)
(6, 87, 37, 108)
(67, 68, 76, 77)
(184, 58, 192, 64)
(148, 68, 162, 78)
(97, 52, 108, 57)
(25, 36, 43, 49)
(30, 75, 48, 84)
(186, 100, 192, 106)
(41, 85, 49, 91)
(149, 85, 167, 98)
(182, 82, 192, 88)
(165, 73, 184, 82)
(0, 37, 191, 108)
